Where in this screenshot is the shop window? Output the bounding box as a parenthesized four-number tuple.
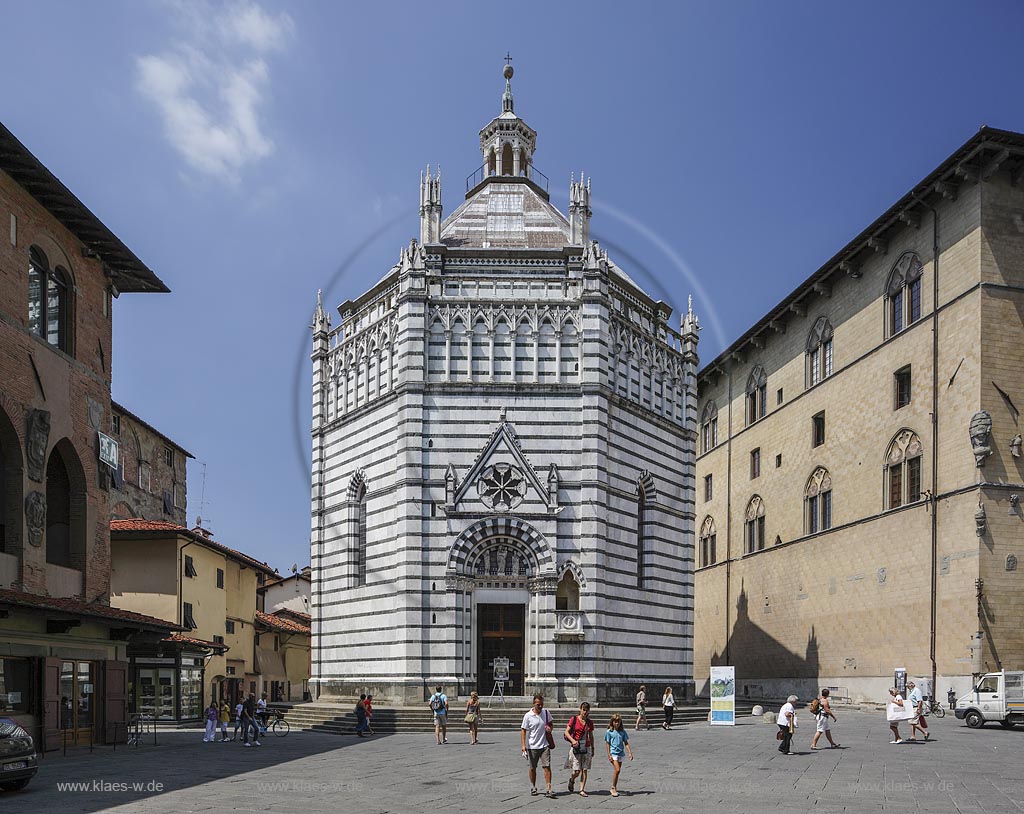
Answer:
(0, 658, 33, 715)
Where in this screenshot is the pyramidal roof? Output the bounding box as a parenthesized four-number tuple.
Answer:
(440, 180, 570, 249)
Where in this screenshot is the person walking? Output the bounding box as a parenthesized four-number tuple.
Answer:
(604, 713, 633, 797)
(906, 681, 929, 742)
(203, 701, 219, 742)
(219, 700, 232, 742)
(354, 694, 369, 737)
(465, 691, 481, 744)
(563, 701, 595, 797)
(520, 694, 555, 798)
(233, 698, 244, 741)
(364, 694, 375, 736)
(661, 687, 676, 730)
(635, 685, 648, 731)
(887, 688, 906, 744)
(242, 692, 261, 747)
(777, 695, 797, 754)
(810, 688, 839, 749)
(429, 685, 449, 744)
(257, 691, 269, 736)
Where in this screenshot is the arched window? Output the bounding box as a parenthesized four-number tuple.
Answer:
(745, 366, 768, 425)
(348, 473, 368, 587)
(636, 479, 650, 588)
(806, 317, 834, 387)
(885, 252, 924, 337)
(556, 570, 580, 611)
(744, 495, 765, 554)
(44, 440, 87, 583)
(701, 401, 718, 454)
(699, 516, 717, 568)
(885, 429, 923, 509)
(804, 467, 833, 534)
(501, 143, 514, 176)
(28, 246, 72, 354)
(487, 148, 496, 177)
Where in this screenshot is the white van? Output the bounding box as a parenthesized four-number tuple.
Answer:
(954, 671, 1024, 728)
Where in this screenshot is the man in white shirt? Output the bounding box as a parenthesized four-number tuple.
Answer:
(520, 694, 555, 798)
(906, 681, 929, 741)
(776, 695, 797, 754)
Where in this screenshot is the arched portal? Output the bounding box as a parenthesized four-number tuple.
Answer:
(446, 517, 557, 696)
(0, 403, 23, 558)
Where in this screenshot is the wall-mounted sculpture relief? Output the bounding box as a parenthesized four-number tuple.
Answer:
(1011, 434, 1022, 459)
(25, 491, 45, 547)
(26, 409, 51, 483)
(975, 502, 987, 536)
(969, 411, 993, 467)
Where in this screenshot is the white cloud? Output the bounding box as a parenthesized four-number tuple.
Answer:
(135, 1, 294, 181)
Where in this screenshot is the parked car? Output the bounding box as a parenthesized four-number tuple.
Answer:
(0, 718, 37, 791)
(954, 670, 1024, 729)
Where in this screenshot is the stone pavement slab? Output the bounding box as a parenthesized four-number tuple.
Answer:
(2, 711, 1024, 812)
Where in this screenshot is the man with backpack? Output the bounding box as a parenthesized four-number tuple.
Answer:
(810, 688, 839, 749)
(429, 685, 448, 744)
(563, 702, 595, 797)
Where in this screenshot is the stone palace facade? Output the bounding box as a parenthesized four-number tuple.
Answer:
(309, 66, 700, 704)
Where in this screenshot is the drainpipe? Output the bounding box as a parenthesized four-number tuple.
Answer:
(724, 367, 734, 665)
(911, 195, 941, 701)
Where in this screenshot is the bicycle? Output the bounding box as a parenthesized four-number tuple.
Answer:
(922, 699, 945, 718)
(257, 709, 290, 737)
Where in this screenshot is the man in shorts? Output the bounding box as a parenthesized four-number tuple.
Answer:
(520, 694, 555, 798)
(429, 684, 448, 744)
(906, 681, 929, 742)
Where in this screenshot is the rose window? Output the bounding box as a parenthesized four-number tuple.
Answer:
(477, 464, 528, 511)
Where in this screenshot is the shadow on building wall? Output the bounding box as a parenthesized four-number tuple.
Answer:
(698, 582, 819, 698)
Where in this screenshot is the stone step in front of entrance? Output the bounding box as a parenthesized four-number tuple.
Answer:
(275, 701, 757, 734)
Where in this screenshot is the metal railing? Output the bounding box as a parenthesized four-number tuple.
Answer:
(465, 162, 549, 193)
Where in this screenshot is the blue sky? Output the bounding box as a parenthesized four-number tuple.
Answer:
(2, 0, 1022, 571)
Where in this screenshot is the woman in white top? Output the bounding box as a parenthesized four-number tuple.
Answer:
(887, 688, 906, 744)
(776, 695, 797, 754)
(661, 687, 675, 730)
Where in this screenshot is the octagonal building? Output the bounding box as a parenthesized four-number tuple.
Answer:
(309, 67, 700, 704)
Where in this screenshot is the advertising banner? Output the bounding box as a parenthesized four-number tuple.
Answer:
(710, 666, 736, 725)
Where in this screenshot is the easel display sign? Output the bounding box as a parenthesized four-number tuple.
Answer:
(710, 666, 736, 725)
(490, 657, 511, 705)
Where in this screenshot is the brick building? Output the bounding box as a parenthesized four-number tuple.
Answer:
(695, 127, 1024, 703)
(0, 120, 175, 749)
(108, 401, 191, 525)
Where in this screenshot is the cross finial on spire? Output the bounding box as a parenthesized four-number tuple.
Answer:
(505, 52, 512, 66)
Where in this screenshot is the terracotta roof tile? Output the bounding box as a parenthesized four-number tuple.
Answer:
(0, 588, 178, 629)
(165, 632, 228, 652)
(110, 519, 276, 575)
(255, 610, 311, 635)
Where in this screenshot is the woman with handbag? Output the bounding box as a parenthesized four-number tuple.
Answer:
(465, 691, 481, 744)
(563, 702, 595, 797)
(887, 688, 910, 744)
(776, 695, 797, 754)
(662, 687, 676, 729)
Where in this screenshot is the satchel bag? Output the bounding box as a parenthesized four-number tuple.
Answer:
(464, 713, 476, 724)
(543, 709, 556, 749)
(776, 730, 784, 741)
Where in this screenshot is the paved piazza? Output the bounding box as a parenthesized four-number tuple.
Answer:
(4, 710, 1023, 813)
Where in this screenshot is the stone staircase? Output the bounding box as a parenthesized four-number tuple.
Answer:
(276, 699, 757, 735)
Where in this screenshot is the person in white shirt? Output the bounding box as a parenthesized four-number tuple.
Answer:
(661, 687, 675, 730)
(520, 694, 555, 798)
(776, 695, 797, 754)
(906, 681, 929, 742)
(887, 688, 906, 744)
